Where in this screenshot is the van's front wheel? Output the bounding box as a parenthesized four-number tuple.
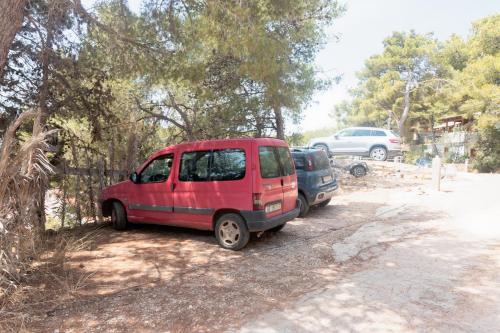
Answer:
(215, 214, 250, 250)
(111, 202, 127, 230)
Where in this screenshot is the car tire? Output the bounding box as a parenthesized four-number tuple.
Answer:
(111, 202, 127, 230)
(351, 165, 367, 177)
(270, 223, 286, 232)
(370, 146, 388, 161)
(215, 213, 250, 250)
(298, 193, 309, 217)
(317, 198, 331, 207)
(314, 144, 330, 157)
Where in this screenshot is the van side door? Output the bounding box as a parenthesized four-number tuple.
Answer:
(276, 146, 298, 213)
(127, 153, 175, 223)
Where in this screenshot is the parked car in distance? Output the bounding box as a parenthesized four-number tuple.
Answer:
(100, 138, 300, 250)
(290, 148, 338, 217)
(330, 158, 369, 178)
(308, 127, 402, 161)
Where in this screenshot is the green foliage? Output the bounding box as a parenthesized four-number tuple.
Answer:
(335, 14, 499, 171)
(474, 114, 500, 172)
(333, 30, 445, 139)
(287, 126, 340, 146)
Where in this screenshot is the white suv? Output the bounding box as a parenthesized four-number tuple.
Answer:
(308, 127, 402, 161)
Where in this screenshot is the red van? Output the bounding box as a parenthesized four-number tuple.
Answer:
(100, 138, 300, 250)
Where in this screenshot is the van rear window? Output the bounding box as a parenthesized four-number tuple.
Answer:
(277, 147, 295, 176)
(259, 147, 281, 178)
(258, 146, 295, 178)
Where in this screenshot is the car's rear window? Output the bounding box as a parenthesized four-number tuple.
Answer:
(312, 151, 330, 170)
(292, 155, 305, 169)
(371, 130, 387, 136)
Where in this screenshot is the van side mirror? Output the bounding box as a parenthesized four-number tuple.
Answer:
(130, 172, 139, 184)
(334, 135, 339, 140)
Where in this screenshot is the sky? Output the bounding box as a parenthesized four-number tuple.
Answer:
(82, 0, 500, 132)
(300, 0, 500, 132)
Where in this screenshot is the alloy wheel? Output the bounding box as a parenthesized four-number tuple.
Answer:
(370, 147, 387, 161)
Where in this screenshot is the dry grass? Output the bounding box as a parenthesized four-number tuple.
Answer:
(0, 111, 55, 292)
(0, 226, 102, 332)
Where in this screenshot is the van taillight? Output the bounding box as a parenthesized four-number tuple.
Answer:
(389, 138, 400, 144)
(306, 156, 314, 171)
(253, 193, 264, 210)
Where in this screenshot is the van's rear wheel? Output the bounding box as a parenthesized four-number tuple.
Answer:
(111, 202, 127, 230)
(215, 214, 250, 250)
(298, 193, 309, 217)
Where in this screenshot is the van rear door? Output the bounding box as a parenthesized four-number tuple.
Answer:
(256, 146, 283, 217)
(276, 146, 297, 213)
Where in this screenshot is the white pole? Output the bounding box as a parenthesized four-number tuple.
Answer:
(432, 156, 441, 191)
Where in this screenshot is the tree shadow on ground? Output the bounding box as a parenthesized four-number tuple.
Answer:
(20, 199, 493, 333)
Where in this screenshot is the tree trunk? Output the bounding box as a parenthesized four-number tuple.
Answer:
(32, 17, 54, 235)
(273, 105, 285, 140)
(398, 80, 411, 142)
(60, 174, 67, 228)
(0, 0, 27, 80)
(70, 140, 82, 225)
(86, 150, 97, 224)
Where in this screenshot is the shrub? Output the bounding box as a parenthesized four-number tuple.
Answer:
(473, 115, 500, 172)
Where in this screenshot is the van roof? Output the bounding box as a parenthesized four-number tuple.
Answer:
(150, 137, 287, 158)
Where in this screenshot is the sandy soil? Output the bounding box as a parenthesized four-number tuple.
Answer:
(12, 163, 500, 332)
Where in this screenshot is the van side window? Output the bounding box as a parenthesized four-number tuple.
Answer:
(211, 149, 246, 181)
(277, 147, 295, 175)
(140, 154, 174, 183)
(259, 147, 281, 178)
(179, 151, 211, 181)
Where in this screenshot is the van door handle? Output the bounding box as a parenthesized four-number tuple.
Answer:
(170, 182, 176, 191)
(281, 179, 284, 186)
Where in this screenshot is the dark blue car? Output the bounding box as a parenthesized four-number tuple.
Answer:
(290, 148, 338, 217)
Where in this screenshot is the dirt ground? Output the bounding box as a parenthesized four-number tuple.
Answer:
(8, 163, 500, 332)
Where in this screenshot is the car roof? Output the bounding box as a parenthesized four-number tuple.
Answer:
(290, 147, 324, 155)
(343, 127, 389, 131)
